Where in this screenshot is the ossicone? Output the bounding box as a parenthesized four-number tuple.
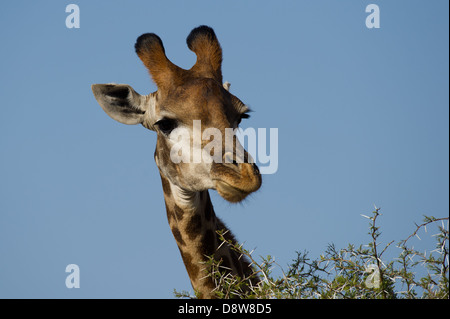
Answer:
(135, 32, 185, 90)
(187, 26, 223, 82)
(134, 26, 223, 91)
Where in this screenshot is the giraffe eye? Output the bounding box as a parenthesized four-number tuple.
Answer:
(155, 118, 178, 135)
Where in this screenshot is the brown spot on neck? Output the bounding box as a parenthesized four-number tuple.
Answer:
(158, 174, 257, 298)
(160, 174, 171, 197)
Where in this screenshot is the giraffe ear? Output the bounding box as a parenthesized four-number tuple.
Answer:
(91, 84, 149, 125)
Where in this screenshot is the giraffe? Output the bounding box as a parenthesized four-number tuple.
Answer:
(91, 26, 262, 298)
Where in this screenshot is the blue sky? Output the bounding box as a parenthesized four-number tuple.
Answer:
(0, 1, 448, 298)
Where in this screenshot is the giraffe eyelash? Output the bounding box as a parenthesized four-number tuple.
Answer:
(237, 112, 251, 125)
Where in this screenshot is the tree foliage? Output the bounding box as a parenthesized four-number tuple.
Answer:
(175, 209, 449, 299)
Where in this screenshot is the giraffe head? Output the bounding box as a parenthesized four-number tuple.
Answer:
(92, 26, 261, 202)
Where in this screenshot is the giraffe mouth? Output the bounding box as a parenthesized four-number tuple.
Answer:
(211, 162, 262, 203)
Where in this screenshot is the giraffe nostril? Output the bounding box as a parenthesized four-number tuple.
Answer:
(252, 163, 260, 175)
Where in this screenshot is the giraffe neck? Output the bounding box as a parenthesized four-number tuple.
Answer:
(158, 173, 254, 298)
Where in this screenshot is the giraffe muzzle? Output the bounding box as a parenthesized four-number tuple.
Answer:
(211, 151, 262, 202)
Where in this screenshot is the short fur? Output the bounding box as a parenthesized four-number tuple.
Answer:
(187, 25, 223, 82)
(92, 26, 261, 299)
